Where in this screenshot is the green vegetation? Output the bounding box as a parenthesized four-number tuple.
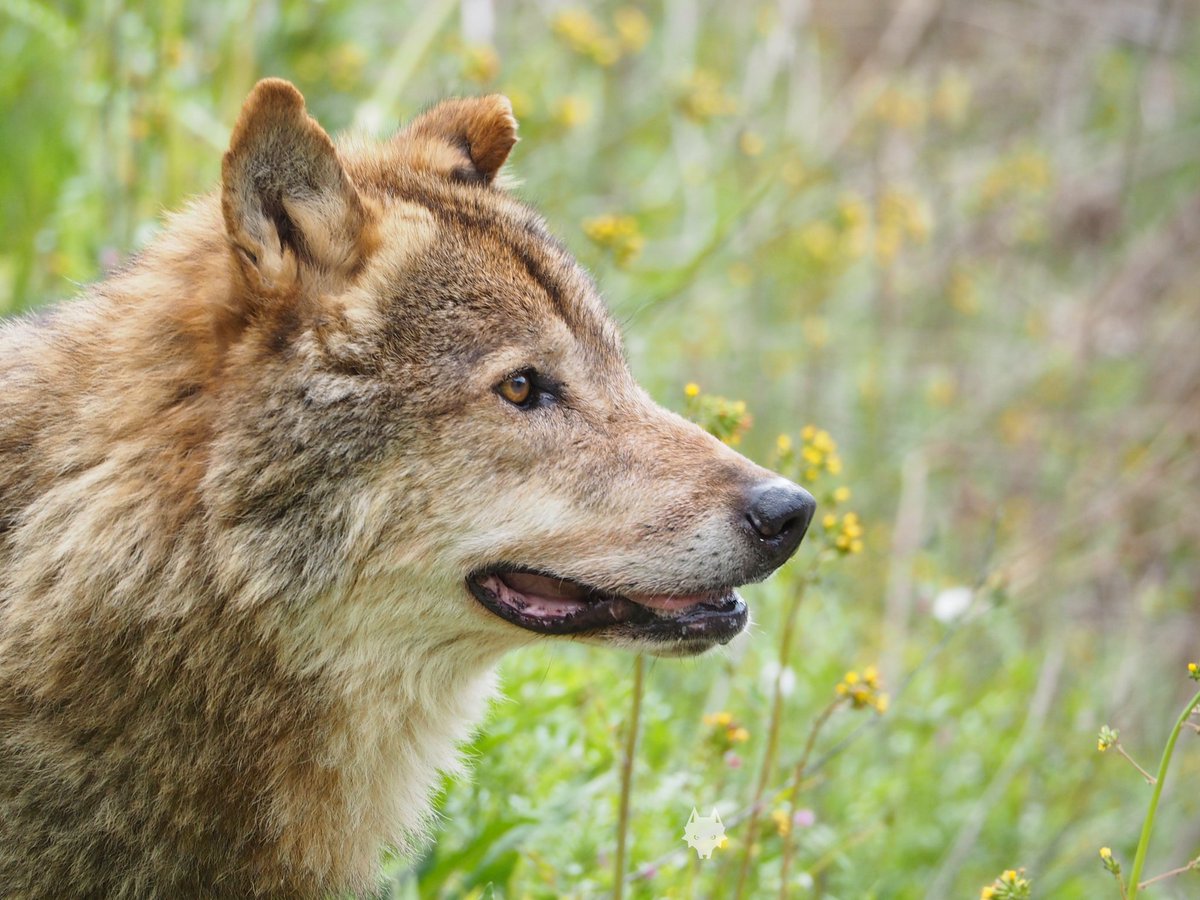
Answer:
(4, 2, 1200, 897)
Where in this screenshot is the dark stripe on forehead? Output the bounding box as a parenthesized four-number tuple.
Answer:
(508, 243, 567, 320)
(396, 183, 577, 327)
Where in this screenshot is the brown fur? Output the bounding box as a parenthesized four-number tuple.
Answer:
(0, 80, 795, 897)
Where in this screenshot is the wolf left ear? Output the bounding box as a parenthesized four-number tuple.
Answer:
(222, 78, 369, 294)
(397, 95, 518, 185)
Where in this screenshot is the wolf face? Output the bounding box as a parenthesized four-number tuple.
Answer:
(683, 807, 727, 859)
(209, 79, 815, 660)
(0, 79, 815, 895)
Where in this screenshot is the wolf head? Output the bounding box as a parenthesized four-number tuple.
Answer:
(683, 807, 726, 859)
(209, 79, 815, 659)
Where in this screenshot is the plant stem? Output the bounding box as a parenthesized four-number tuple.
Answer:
(732, 579, 809, 900)
(777, 699, 843, 897)
(1115, 743, 1157, 784)
(1138, 855, 1200, 889)
(613, 655, 645, 900)
(1126, 687, 1200, 899)
(351, 0, 459, 131)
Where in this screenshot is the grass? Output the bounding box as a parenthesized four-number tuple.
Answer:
(4, 1, 1200, 896)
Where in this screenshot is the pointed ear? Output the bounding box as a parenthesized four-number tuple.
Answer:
(688, 808, 698, 824)
(397, 95, 518, 185)
(222, 78, 369, 294)
(711, 808, 723, 824)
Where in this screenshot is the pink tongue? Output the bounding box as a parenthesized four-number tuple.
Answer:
(494, 572, 716, 615)
(500, 572, 588, 601)
(627, 592, 715, 611)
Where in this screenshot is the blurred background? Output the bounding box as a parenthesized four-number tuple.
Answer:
(3, 1, 1200, 897)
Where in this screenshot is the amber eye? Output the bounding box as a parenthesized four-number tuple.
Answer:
(498, 371, 534, 406)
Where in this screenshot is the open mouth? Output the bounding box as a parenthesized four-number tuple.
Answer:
(467, 567, 748, 645)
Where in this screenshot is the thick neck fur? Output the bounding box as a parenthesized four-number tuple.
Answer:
(0, 197, 502, 898)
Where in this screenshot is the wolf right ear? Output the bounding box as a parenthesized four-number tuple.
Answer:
(396, 95, 518, 185)
(222, 79, 370, 295)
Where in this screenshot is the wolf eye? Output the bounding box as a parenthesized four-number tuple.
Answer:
(497, 371, 534, 407)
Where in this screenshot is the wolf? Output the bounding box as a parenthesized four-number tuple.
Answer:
(0, 79, 815, 897)
(683, 807, 727, 860)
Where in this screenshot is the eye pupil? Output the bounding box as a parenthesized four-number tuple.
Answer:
(499, 372, 534, 406)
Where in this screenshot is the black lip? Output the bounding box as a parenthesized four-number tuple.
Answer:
(467, 566, 748, 645)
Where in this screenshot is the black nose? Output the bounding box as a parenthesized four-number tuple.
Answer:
(745, 479, 816, 548)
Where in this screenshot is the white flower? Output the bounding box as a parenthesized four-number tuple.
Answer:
(761, 661, 796, 697)
(931, 586, 973, 623)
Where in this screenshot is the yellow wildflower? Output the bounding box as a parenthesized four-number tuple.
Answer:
(582, 213, 642, 265)
(770, 809, 790, 836)
(727, 261, 753, 286)
(874, 227, 901, 266)
(684, 392, 753, 445)
(781, 159, 807, 188)
(612, 7, 651, 53)
(838, 193, 869, 229)
(880, 187, 932, 244)
(836, 666, 887, 713)
(801, 319, 830, 350)
(949, 269, 978, 316)
(1099, 846, 1121, 875)
(1097, 725, 1119, 752)
(926, 372, 957, 408)
(825, 511, 865, 555)
(703, 711, 733, 728)
(798, 221, 837, 265)
(873, 85, 925, 130)
(979, 148, 1052, 208)
(739, 130, 765, 157)
(553, 8, 620, 65)
(462, 44, 501, 83)
(981, 867, 1032, 898)
(678, 70, 738, 121)
(685, 382, 701, 399)
(502, 86, 534, 120)
(555, 94, 593, 129)
(328, 43, 366, 92)
(932, 70, 972, 126)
